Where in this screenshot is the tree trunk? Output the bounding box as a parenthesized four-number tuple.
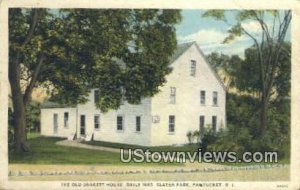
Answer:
(9, 53, 31, 153)
(260, 94, 268, 137)
(11, 92, 31, 153)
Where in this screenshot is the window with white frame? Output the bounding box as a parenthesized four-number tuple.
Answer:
(117, 116, 124, 131)
(136, 116, 141, 132)
(169, 115, 175, 133)
(170, 87, 176, 104)
(213, 91, 218, 106)
(190, 60, 196, 76)
(199, 115, 205, 132)
(200, 90, 206, 105)
(64, 112, 69, 128)
(212, 116, 217, 133)
(94, 115, 100, 130)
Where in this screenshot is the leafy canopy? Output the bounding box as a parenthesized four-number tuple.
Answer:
(9, 9, 182, 112)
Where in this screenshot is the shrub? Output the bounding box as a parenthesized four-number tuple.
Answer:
(199, 127, 217, 152)
(186, 131, 193, 144)
(192, 130, 201, 143)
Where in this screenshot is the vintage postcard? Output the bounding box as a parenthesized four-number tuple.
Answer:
(1, 0, 300, 189)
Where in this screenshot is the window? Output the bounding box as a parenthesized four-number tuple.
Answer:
(169, 115, 175, 133)
(53, 114, 58, 134)
(94, 115, 100, 130)
(117, 116, 123, 131)
(136, 116, 141, 132)
(170, 87, 176, 104)
(94, 89, 100, 104)
(199, 116, 205, 132)
(212, 116, 217, 133)
(64, 112, 69, 128)
(190, 60, 196, 76)
(200, 90, 206, 105)
(80, 115, 86, 135)
(213, 91, 218, 106)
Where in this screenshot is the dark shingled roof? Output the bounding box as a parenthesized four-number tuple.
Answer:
(41, 41, 225, 109)
(169, 42, 195, 63)
(41, 101, 76, 109)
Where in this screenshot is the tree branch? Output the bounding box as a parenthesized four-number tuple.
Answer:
(22, 9, 39, 47)
(23, 54, 45, 106)
(240, 26, 266, 91)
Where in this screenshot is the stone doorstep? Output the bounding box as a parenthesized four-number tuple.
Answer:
(9, 164, 289, 177)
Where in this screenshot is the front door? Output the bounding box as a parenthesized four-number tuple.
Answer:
(53, 113, 58, 134)
(80, 115, 86, 135)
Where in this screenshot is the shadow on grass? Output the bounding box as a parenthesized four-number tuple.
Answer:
(9, 136, 180, 166)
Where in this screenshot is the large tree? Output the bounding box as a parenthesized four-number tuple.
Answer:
(203, 10, 291, 136)
(9, 9, 181, 153)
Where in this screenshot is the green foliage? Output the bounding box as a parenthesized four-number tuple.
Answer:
(186, 131, 193, 144)
(26, 101, 41, 133)
(8, 101, 41, 151)
(206, 93, 290, 160)
(203, 10, 290, 161)
(9, 102, 41, 133)
(9, 9, 182, 113)
(207, 124, 253, 157)
(199, 127, 217, 152)
(223, 24, 242, 44)
(192, 130, 201, 144)
(206, 52, 243, 89)
(206, 52, 230, 71)
(231, 43, 291, 96)
(8, 108, 15, 150)
(202, 10, 226, 22)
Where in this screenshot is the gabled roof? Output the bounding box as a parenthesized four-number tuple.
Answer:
(169, 42, 195, 63)
(170, 41, 227, 91)
(41, 42, 226, 109)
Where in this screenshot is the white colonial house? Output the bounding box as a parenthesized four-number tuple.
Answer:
(41, 42, 226, 146)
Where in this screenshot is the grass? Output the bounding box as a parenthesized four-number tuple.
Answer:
(9, 134, 178, 165)
(9, 136, 121, 165)
(83, 140, 200, 152)
(84, 140, 290, 166)
(9, 133, 289, 166)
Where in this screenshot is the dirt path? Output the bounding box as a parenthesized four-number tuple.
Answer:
(56, 140, 123, 153)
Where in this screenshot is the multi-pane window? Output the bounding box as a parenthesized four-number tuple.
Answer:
(64, 112, 69, 128)
(212, 116, 217, 133)
(80, 115, 85, 135)
(200, 90, 206, 105)
(94, 115, 100, 130)
(199, 115, 205, 132)
(117, 116, 123, 131)
(170, 87, 176, 104)
(94, 89, 100, 104)
(213, 91, 218, 106)
(190, 60, 196, 76)
(169, 115, 175, 133)
(136, 116, 141, 132)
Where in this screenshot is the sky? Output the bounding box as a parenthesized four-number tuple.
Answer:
(175, 10, 291, 57)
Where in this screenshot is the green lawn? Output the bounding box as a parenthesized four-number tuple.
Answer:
(9, 133, 289, 166)
(84, 140, 290, 166)
(9, 134, 178, 165)
(83, 140, 200, 152)
(9, 136, 121, 165)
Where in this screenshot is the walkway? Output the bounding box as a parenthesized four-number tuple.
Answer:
(56, 140, 124, 153)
